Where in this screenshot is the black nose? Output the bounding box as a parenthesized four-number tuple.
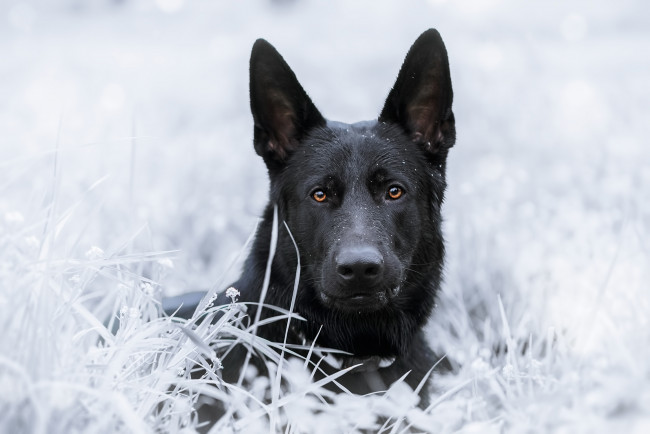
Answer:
(335, 246, 384, 287)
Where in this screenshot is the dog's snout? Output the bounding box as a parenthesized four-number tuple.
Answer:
(335, 246, 384, 286)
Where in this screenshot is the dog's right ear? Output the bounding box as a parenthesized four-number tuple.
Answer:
(249, 39, 326, 169)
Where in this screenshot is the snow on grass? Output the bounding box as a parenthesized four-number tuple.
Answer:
(1, 0, 649, 432)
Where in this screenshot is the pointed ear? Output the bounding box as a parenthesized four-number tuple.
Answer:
(379, 29, 455, 154)
(249, 39, 326, 168)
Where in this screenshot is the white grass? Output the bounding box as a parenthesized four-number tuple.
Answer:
(2, 0, 650, 432)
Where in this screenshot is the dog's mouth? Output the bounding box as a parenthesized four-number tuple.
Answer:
(319, 286, 400, 313)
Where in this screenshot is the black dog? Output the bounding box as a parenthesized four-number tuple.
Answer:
(167, 28, 455, 408)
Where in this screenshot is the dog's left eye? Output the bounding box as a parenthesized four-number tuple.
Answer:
(312, 190, 327, 202)
(387, 186, 403, 200)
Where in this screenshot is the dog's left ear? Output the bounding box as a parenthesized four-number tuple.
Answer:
(379, 29, 455, 154)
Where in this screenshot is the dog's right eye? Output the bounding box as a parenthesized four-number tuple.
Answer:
(387, 186, 403, 200)
(312, 190, 327, 202)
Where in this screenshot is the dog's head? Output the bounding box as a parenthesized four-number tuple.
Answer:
(249, 30, 455, 356)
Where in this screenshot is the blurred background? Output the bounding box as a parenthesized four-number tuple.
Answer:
(1, 0, 649, 428)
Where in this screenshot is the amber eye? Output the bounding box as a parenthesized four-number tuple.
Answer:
(387, 186, 403, 200)
(312, 190, 327, 202)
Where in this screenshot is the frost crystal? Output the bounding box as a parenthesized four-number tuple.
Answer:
(157, 258, 174, 269)
(141, 282, 155, 297)
(471, 357, 490, 375)
(206, 292, 218, 308)
(226, 287, 240, 303)
(85, 246, 105, 260)
(502, 364, 516, 380)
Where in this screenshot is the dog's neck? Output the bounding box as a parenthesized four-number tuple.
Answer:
(323, 353, 397, 372)
(292, 327, 396, 372)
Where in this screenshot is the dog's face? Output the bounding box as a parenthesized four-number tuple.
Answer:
(249, 30, 455, 356)
(279, 122, 442, 314)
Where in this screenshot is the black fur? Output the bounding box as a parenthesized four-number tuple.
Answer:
(167, 28, 455, 409)
(233, 28, 454, 400)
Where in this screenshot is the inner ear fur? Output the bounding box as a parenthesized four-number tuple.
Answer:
(379, 29, 455, 153)
(249, 39, 325, 166)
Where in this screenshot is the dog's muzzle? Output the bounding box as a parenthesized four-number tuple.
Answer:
(319, 243, 402, 312)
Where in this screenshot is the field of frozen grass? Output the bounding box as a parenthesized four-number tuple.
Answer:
(1, 0, 649, 432)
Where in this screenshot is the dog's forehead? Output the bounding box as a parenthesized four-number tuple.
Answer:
(321, 120, 414, 162)
(288, 120, 421, 186)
